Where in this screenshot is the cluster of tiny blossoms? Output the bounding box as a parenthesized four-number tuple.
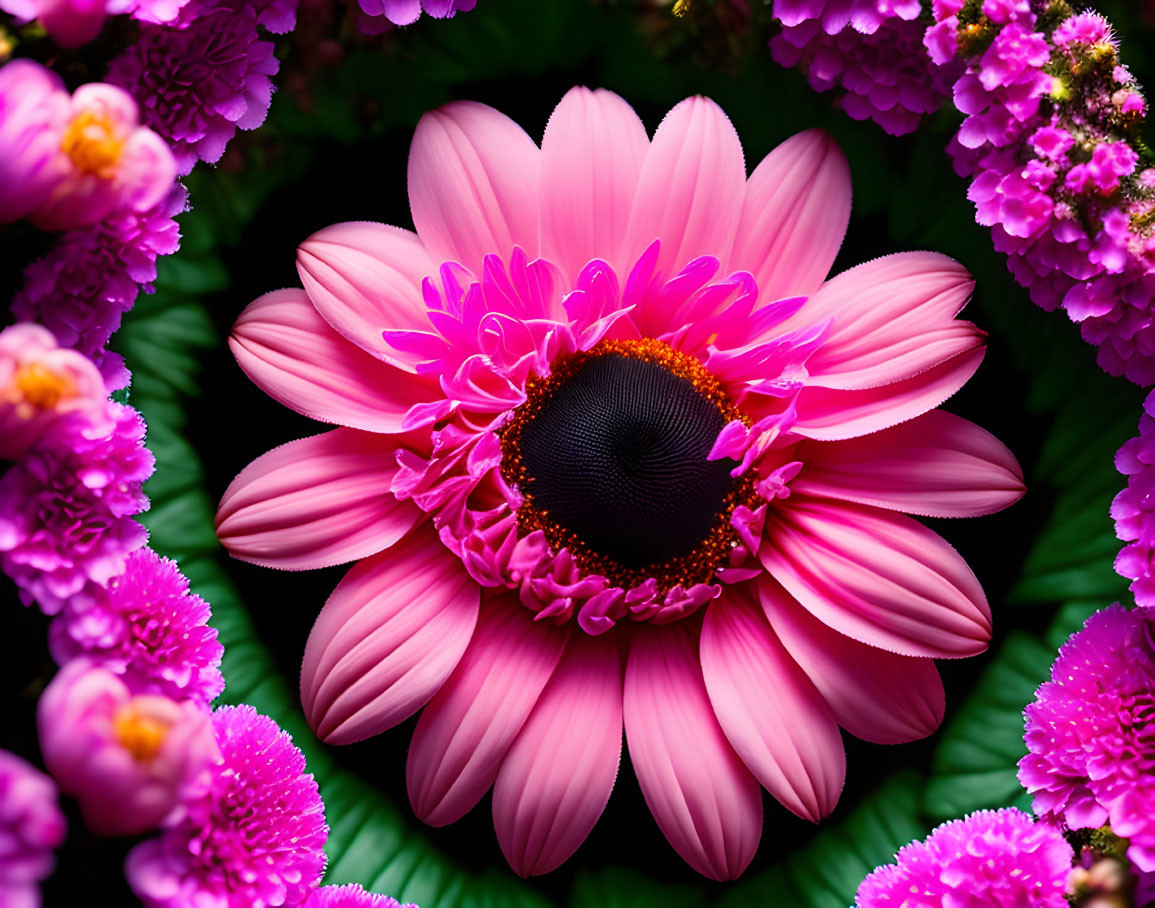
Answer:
(0, 4, 419, 906)
(770, 0, 960, 135)
(927, 0, 1155, 384)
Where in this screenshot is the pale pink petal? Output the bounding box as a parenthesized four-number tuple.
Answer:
(216, 427, 422, 570)
(300, 523, 480, 745)
(790, 346, 985, 440)
(729, 129, 851, 304)
(539, 87, 649, 282)
(406, 596, 569, 826)
(408, 101, 541, 275)
(296, 221, 435, 368)
(797, 252, 984, 391)
(492, 633, 623, 877)
(762, 498, 991, 658)
(623, 625, 762, 881)
(791, 410, 1025, 518)
(229, 287, 438, 433)
(700, 586, 844, 822)
(623, 96, 746, 329)
(759, 577, 945, 744)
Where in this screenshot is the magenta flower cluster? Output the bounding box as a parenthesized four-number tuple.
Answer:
(927, 1, 1155, 384)
(0, 749, 66, 908)
(357, 0, 475, 27)
(1019, 606, 1155, 874)
(855, 807, 1073, 906)
(1113, 390, 1155, 607)
(770, 0, 959, 135)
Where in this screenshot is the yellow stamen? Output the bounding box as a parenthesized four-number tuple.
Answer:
(12, 362, 75, 410)
(113, 704, 172, 763)
(672, 0, 691, 16)
(60, 110, 125, 177)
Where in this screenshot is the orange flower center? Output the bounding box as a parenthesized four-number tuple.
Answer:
(12, 362, 75, 410)
(61, 110, 125, 177)
(113, 703, 172, 762)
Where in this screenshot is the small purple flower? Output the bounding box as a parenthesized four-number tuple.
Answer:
(1019, 606, 1155, 874)
(855, 808, 1073, 907)
(106, 0, 286, 175)
(37, 661, 219, 837)
(0, 749, 66, 908)
(0, 0, 192, 47)
(126, 705, 328, 908)
(357, 0, 474, 27)
(10, 184, 186, 391)
(50, 547, 224, 704)
(0, 405, 154, 615)
(303, 884, 412, 908)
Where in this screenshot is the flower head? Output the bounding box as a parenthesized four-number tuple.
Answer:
(1019, 605, 1155, 872)
(107, 0, 283, 175)
(37, 661, 218, 837)
(0, 749, 66, 908)
(0, 0, 191, 48)
(356, 0, 474, 26)
(50, 547, 224, 704)
(0, 404, 153, 614)
(0, 323, 109, 462)
(855, 808, 1073, 907)
(218, 88, 1023, 879)
(303, 884, 411, 908)
(0, 60, 176, 230)
(126, 705, 328, 908)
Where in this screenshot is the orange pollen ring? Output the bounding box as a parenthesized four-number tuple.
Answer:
(60, 110, 126, 177)
(498, 338, 755, 593)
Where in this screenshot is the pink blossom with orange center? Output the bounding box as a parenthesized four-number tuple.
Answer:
(0, 60, 176, 232)
(37, 661, 219, 837)
(0, 323, 110, 461)
(215, 87, 1025, 880)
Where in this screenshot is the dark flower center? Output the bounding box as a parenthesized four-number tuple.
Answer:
(500, 339, 752, 590)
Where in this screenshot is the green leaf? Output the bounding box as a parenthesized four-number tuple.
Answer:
(570, 867, 707, 908)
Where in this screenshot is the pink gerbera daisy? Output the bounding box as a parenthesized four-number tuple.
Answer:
(216, 87, 1024, 880)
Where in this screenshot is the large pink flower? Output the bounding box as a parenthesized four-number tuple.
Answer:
(216, 87, 1024, 880)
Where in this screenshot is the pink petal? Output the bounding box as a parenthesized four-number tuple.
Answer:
(790, 346, 985, 440)
(729, 129, 851, 304)
(406, 596, 569, 826)
(229, 288, 438, 433)
(623, 625, 762, 881)
(623, 96, 746, 328)
(798, 252, 984, 391)
(700, 586, 845, 822)
(762, 498, 991, 659)
(492, 633, 623, 877)
(296, 221, 435, 368)
(408, 101, 541, 275)
(540, 87, 650, 283)
(759, 577, 945, 744)
(300, 523, 480, 745)
(215, 428, 422, 570)
(791, 410, 1026, 518)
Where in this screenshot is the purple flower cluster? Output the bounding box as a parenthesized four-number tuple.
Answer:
(49, 547, 225, 704)
(1019, 606, 1155, 874)
(107, 0, 297, 175)
(10, 184, 186, 391)
(1113, 390, 1155, 606)
(356, 0, 475, 28)
(304, 884, 411, 908)
(0, 750, 66, 908)
(927, 1, 1155, 384)
(126, 705, 328, 908)
(770, 0, 958, 135)
(0, 405, 154, 614)
(855, 807, 1072, 906)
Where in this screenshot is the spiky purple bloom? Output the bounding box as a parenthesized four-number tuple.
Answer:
(10, 184, 186, 391)
(302, 884, 411, 908)
(0, 405, 153, 615)
(770, 0, 955, 136)
(356, 0, 474, 27)
(106, 0, 288, 175)
(1113, 390, 1155, 607)
(49, 547, 224, 704)
(855, 808, 1073, 907)
(0, 749, 66, 908)
(1019, 606, 1155, 872)
(125, 705, 328, 908)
